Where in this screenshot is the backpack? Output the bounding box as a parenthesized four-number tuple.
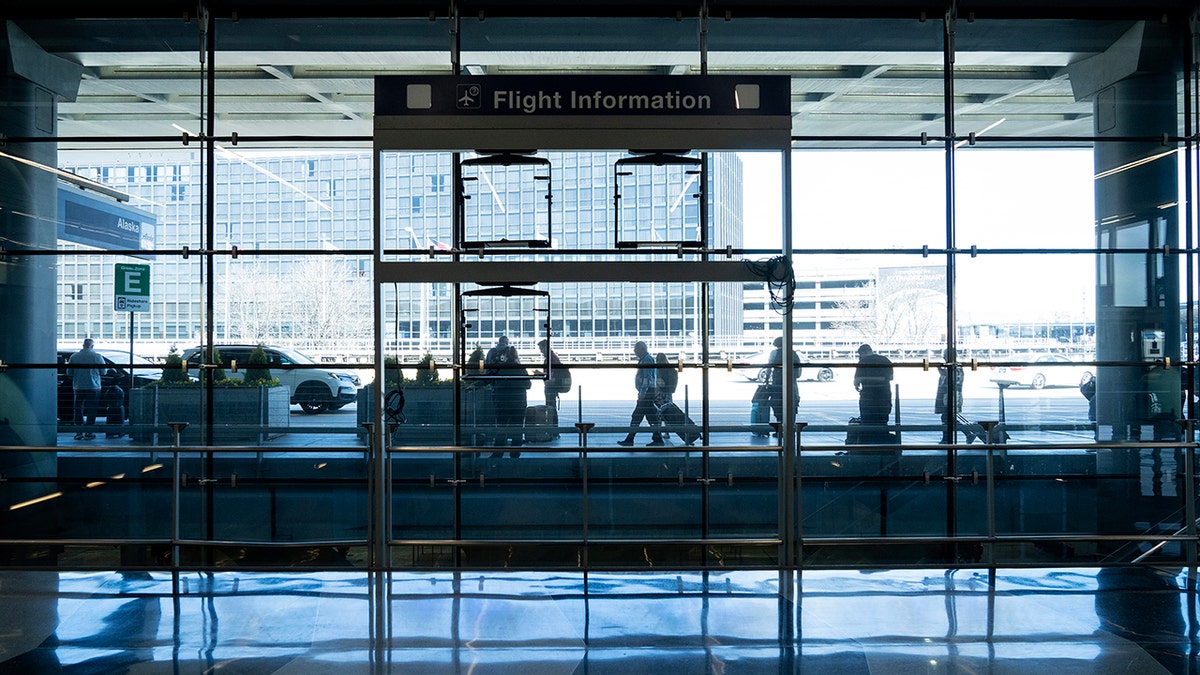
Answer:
(656, 353, 678, 394)
(549, 364, 572, 394)
(768, 350, 801, 387)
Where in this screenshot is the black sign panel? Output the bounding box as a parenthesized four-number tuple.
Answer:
(377, 74, 789, 117)
(374, 74, 792, 150)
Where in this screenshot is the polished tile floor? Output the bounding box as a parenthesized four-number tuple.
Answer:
(0, 567, 1196, 674)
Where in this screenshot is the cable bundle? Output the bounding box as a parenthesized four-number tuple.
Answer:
(743, 256, 794, 314)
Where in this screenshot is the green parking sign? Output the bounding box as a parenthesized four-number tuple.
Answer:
(114, 263, 150, 312)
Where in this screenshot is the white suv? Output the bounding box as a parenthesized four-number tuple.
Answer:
(182, 345, 361, 414)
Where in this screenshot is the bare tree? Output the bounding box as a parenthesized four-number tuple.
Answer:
(834, 288, 879, 339)
(287, 256, 372, 350)
(834, 266, 946, 350)
(219, 257, 371, 348)
(221, 260, 288, 343)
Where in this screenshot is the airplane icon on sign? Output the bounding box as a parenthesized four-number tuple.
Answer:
(457, 84, 481, 109)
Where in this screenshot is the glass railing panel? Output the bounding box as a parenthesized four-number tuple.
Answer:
(707, 450, 784, 566)
(390, 450, 459, 549)
(0, 447, 175, 568)
(176, 449, 368, 566)
(990, 444, 1188, 564)
(585, 448, 702, 541)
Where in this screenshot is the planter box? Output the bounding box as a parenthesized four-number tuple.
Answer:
(129, 386, 290, 446)
(356, 385, 490, 446)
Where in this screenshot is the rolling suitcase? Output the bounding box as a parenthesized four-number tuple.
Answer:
(524, 404, 558, 443)
(956, 412, 1006, 444)
(750, 384, 771, 437)
(103, 385, 126, 438)
(657, 401, 701, 446)
(750, 400, 771, 437)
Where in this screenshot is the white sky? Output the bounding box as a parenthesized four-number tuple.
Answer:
(739, 148, 1102, 324)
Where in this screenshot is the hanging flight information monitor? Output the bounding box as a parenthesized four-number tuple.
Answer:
(460, 284, 551, 380)
(459, 153, 553, 249)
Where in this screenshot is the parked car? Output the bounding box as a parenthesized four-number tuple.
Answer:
(989, 353, 1094, 390)
(57, 349, 162, 422)
(736, 349, 834, 383)
(182, 345, 361, 414)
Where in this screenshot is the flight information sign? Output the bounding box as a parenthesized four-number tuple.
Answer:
(375, 74, 792, 150)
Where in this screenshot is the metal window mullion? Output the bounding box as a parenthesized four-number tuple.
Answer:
(943, 5, 961, 557)
(783, 146, 797, 568)
(201, 1, 218, 564)
(1184, 11, 1198, 566)
(451, 150, 466, 566)
(371, 113, 387, 571)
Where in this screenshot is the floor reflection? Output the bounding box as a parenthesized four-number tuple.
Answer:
(0, 568, 1195, 673)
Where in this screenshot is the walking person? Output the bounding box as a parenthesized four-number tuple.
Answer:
(1080, 374, 1096, 423)
(490, 344, 529, 457)
(482, 336, 510, 447)
(618, 341, 664, 447)
(68, 338, 110, 440)
(935, 350, 963, 444)
(766, 337, 802, 430)
(538, 339, 571, 409)
(654, 352, 678, 403)
(853, 343, 894, 427)
(654, 351, 678, 440)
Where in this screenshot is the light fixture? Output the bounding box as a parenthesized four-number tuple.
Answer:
(0, 149, 130, 202)
(9, 491, 63, 511)
(173, 123, 332, 213)
(953, 117, 1006, 149)
(1094, 148, 1178, 181)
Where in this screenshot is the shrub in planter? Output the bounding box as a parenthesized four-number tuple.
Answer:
(158, 346, 191, 386)
(212, 347, 226, 382)
(412, 352, 440, 387)
(130, 344, 287, 445)
(243, 344, 272, 386)
(358, 351, 488, 446)
(466, 345, 485, 376)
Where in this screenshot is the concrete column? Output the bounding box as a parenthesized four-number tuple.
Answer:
(1068, 22, 1183, 442)
(1092, 70, 1180, 443)
(0, 73, 59, 449)
(0, 22, 81, 542)
(1068, 21, 1182, 548)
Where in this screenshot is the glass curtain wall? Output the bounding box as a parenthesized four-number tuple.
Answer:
(0, 4, 1195, 571)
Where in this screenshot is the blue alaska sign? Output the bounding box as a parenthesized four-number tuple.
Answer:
(58, 187, 155, 253)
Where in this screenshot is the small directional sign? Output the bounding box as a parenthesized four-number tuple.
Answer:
(114, 263, 150, 312)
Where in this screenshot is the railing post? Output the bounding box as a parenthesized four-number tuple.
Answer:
(575, 422, 594, 568)
(978, 420, 999, 566)
(1181, 419, 1196, 564)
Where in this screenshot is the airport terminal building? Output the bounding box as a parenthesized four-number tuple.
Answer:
(1, 1, 1199, 672)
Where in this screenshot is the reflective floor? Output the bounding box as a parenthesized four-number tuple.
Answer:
(0, 567, 1196, 674)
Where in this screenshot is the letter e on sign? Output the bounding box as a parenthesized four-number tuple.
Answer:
(114, 263, 151, 312)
